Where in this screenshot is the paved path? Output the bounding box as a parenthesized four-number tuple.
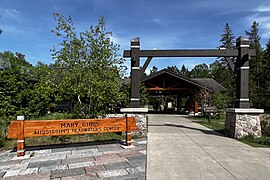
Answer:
(146, 114, 270, 180)
(0, 139, 146, 179)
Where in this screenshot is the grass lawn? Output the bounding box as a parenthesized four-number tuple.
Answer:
(1, 132, 125, 151)
(189, 115, 225, 134)
(188, 115, 270, 148)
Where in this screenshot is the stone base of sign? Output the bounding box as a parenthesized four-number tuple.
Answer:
(225, 108, 264, 139)
(11, 154, 31, 160)
(120, 108, 148, 139)
(121, 145, 136, 149)
(120, 108, 148, 113)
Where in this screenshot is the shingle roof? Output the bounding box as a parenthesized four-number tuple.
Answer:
(191, 78, 226, 92)
(141, 69, 226, 92)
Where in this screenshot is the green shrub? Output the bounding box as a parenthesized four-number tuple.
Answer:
(239, 134, 270, 147)
(28, 112, 74, 120)
(0, 109, 13, 148)
(261, 120, 270, 136)
(240, 134, 255, 141)
(255, 136, 270, 145)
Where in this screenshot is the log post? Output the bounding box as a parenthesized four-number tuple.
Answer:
(194, 96, 199, 113)
(235, 37, 251, 108)
(125, 114, 132, 146)
(17, 116, 25, 156)
(130, 37, 141, 108)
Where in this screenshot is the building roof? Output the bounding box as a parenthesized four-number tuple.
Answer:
(191, 78, 226, 92)
(141, 69, 226, 92)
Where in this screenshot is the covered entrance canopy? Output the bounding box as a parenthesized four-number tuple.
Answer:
(123, 36, 256, 109)
(141, 69, 226, 113)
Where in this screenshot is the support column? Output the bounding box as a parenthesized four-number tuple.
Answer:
(17, 115, 25, 157)
(225, 36, 263, 139)
(130, 38, 140, 108)
(194, 96, 198, 113)
(125, 115, 132, 146)
(177, 95, 180, 112)
(235, 37, 250, 108)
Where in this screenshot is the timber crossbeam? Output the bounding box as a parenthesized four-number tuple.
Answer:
(123, 49, 256, 58)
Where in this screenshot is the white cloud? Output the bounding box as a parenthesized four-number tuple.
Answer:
(110, 35, 123, 45)
(255, 6, 270, 12)
(151, 18, 163, 25)
(245, 5, 270, 41)
(0, 8, 21, 19)
(1, 25, 24, 34)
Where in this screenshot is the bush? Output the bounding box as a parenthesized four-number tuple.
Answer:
(261, 120, 270, 136)
(28, 112, 74, 120)
(256, 136, 270, 145)
(240, 134, 270, 147)
(0, 109, 13, 148)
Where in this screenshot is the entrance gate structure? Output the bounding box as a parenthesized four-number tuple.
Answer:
(123, 36, 264, 139)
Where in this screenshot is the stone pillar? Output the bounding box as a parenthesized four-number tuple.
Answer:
(120, 108, 148, 147)
(225, 36, 263, 139)
(225, 109, 264, 139)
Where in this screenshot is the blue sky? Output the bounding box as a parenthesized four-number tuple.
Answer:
(1, 0, 270, 73)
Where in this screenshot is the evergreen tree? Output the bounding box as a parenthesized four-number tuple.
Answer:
(189, 63, 211, 78)
(220, 23, 235, 49)
(180, 65, 189, 76)
(210, 23, 236, 107)
(245, 21, 263, 108)
(245, 21, 262, 49)
(261, 40, 270, 111)
(166, 65, 180, 75)
(150, 66, 158, 74)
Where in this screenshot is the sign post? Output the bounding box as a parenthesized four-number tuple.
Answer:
(16, 116, 25, 156)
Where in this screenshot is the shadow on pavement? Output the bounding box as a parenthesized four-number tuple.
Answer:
(11, 139, 124, 152)
(149, 123, 226, 137)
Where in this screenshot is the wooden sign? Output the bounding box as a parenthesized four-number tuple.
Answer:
(204, 106, 218, 113)
(7, 116, 136, 157)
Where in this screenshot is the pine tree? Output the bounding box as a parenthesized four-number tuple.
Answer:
(189, 63, 211, 78)
(261, 40, 270, 110)
(220, 23, 235, 49)
(150, 66, 158, 74)
(210, 23, 236, 107)
(245, 21, 263, 108)
(166, 65, 181, 75)
(219, 23, 236, 66)
(180, 65, 189, 76)
(245, 21, 262, 49)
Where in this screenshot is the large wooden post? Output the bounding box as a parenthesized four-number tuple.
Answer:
(17, 116, 25, 157)
(194, 96, 199, 113)
(177, 95, 181, 112)
(235, 37, 250, 108)
(130, 38, 141, 108)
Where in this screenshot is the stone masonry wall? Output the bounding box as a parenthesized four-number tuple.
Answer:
(106, 114, 147, 138)
(235, 114, 261, 138)
(226, 112, 261, 139)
